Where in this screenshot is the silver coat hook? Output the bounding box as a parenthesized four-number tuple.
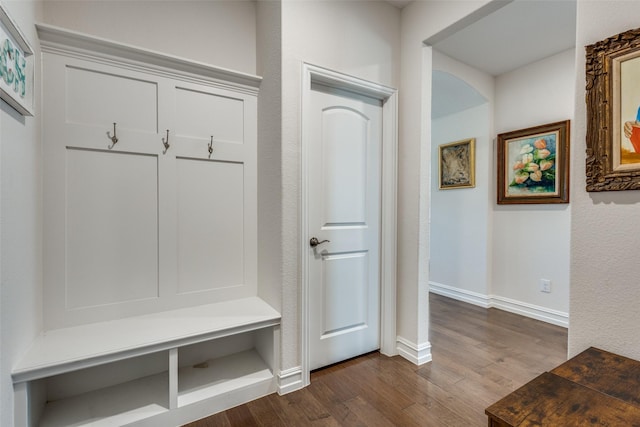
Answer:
(107, 122, 118, 149)
(162, 129, 170, 154)
(208, 136, 213, 158)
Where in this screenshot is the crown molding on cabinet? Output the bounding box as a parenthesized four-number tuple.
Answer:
(36, 24, 262, 95)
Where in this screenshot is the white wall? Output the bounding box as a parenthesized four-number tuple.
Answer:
(569, 0, 640, 360)
(0, 2, 43, 426)
(399, 0, 496, 352)
(493, 48, 574, 317)
(431, 104, 492, 296)
(280, 0, 401, 373)
(430, 47, 574, 322)
(43, 0, 257, 74)
(430, 50, 494, 300)
(256, 0, 282, 313)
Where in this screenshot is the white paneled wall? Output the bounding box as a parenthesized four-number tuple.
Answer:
(42, 40, 258, 328)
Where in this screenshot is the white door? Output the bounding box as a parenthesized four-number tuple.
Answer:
(307, 82, 382, 370)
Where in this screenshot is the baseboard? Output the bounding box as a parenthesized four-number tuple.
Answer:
(429, 282, 569, 328)
(429, 281, 491, 308)
(396, 336, 432, 366)
(277, 366, 304, 395)
(491, 295, 568, 328)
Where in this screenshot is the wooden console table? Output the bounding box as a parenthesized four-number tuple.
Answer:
(486, 347, 640, 426)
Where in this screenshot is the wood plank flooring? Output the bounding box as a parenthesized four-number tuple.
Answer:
(184, 293, 568, 426)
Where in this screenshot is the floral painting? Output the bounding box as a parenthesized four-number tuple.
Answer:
(507, 132, 558, 195)
(497, 121, 570, 204)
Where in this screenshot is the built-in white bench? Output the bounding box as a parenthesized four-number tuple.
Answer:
(12, 297, 281, 427)
(17, 25, 279, 427)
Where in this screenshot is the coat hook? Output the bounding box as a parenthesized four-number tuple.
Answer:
(208, 136, 213, 158)
(162, 129, 170, 154)
(107, 122, 118, 149)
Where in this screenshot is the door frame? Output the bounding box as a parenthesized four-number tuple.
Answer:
(300, 63, 398, 385)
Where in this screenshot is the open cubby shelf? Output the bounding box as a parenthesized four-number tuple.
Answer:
(177, 349, 273, 408)
(41, 372, 169, 427)
(13, 297, 280, 427)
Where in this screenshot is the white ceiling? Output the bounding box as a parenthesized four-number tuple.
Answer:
(385, 0, 413, 9)
(429, 0, 576, 119)
(429, 0, 577, 77)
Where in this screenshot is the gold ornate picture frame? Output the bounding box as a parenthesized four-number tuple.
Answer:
(438, 138, 475, 190)
(586, 27, 640, 191)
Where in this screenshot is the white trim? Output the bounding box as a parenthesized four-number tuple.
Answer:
(277, 367, 304, 395)
(396, 336, 432, 366)
(13, 382, 28, 427)
(12, 297, 280, 383)
(429, 281, 491, 308)
(301, 63, 398, 385)
(36, 24, 261, 94)
(428, 282, 569, 328)
(380, 91, 398, 358)
(491, 296, 569, 328)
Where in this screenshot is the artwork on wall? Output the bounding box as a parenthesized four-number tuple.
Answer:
(586, 27, 640, 191)
(497, 120, 570, 204)
(438, 138, 475, 190)
(0, 4, 33, 116)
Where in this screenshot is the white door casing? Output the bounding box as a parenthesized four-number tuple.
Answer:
(307, 83, 382, 370)
(301, 64, 398, 383)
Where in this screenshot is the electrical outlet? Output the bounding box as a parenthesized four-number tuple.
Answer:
(540, 279, 551, 293)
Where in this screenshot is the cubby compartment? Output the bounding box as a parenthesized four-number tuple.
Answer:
(12, 297, 281, 426)
(177, 329, 275, 407)
(39, 352, 170, 427)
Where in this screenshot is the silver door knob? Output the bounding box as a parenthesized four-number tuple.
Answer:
(309, 237, 330, 247)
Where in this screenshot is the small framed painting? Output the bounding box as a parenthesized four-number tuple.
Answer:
(497, 120, 570, 204)
(586, 27, 640, 191)
(0, 4, 34, 116)
(439, 138, 475, 190)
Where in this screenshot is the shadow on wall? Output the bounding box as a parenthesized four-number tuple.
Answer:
(430, 70, 491, 299)
(432, 70, 487, 120)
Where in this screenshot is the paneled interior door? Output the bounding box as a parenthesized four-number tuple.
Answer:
(307, 82, 382, 370)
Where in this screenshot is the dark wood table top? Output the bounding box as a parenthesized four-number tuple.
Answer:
(551, 346, 640, 408)
(486, 347, 640, 426)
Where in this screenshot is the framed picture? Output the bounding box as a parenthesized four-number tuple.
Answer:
(586, 27, 640, 191)
(439, 138, 475, 190)
(0, 4, 33, 116)
(497, 120, 570, 204)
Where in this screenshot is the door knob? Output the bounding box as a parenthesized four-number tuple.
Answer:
(309, 237, 330, 248)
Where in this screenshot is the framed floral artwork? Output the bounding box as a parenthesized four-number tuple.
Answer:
(586, 27, 640, 191)
(497, 120, 570, 204)
(0, 4, 33, 116)
(439, 138, 475, 190)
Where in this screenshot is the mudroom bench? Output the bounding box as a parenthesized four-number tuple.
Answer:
(12, 297, 281, 426)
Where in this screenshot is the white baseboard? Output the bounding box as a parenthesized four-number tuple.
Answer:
(429, 281, 569, 328)
(491, 295, 568, 328)
(277, 366, 304, 395)
(428, 282, 491, 308)
(396, 336, 432, 365)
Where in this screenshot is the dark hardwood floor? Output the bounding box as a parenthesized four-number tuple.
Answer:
(184, 293, 568, 426)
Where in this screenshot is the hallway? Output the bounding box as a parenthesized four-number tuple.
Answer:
(186, 294, 568, 426)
